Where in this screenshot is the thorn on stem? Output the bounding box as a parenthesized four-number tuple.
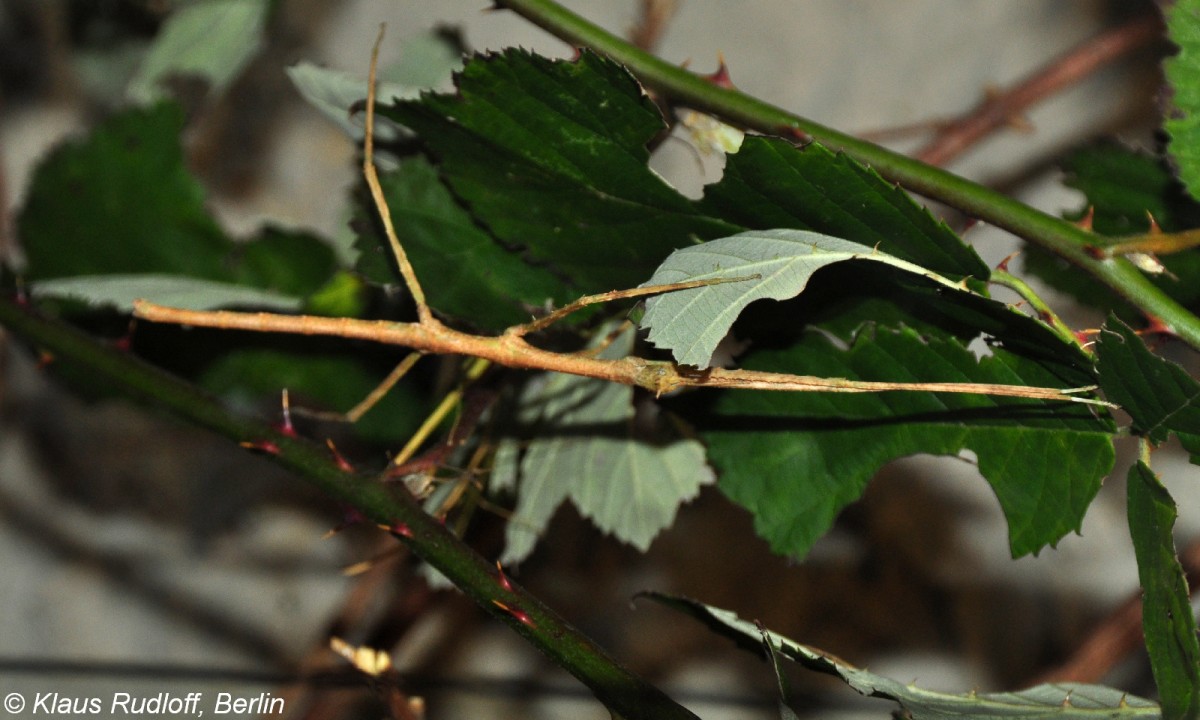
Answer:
(1145, 211, 1162, 234)
(384, 522, 414, 539)
(277, 389, 297, 437)
(240, 439, 281, 456)
(1074, 206, 1095, 232)
(703, 52, 734, 88)
(492, 599, 536, 628)
(326, 438, 355, 473)
(495, 561, 514, 592)
(995, 250, 1020, 272)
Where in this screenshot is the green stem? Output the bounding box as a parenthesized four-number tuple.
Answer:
(495, 0, 1200, 351)
(989, 269, 1085, 351)
(0, 296, 697, 720)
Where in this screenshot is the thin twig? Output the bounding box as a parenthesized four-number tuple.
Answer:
(392, 358, 490, 469)
(913, 13, 1163, 167)
(364, 25, 434, 325)
(510, 275, 758, 337)
(132, 301, 1113, 407)
(294, 352, 423, 423)
(1098, 227, 1200, 258)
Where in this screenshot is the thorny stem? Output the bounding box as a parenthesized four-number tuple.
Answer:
(493, 0, 1200, 352)
(0, 295, 699, 720)
(989, 269, 1085, 352)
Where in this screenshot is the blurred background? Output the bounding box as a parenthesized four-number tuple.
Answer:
(0, 1, 1191, 718)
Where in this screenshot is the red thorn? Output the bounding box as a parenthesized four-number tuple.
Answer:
(1145, 211, 1162, 235)
(276, 389, 298, 437)
(492, 599, 536, 629)
(1139, 314, 1175, 338)
(1074, 207, 1095, 232)
(702, 52, 735, 89)
(386, 522, 413, 539)
(326, 439, 355, 473)
(240, 439, 281, 456)
(779, 125, 812, 145)
(324, 506, 366, 538)
(995, 250, 1020, 272)
(1083, 244, 1106, 259)
(495, 561, 513, 592)
(36, 351, 55, 370)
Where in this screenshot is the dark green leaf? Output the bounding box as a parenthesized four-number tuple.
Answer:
(18, 103, 343, 308)
(1127, 460, 1200, 720)
(1095, 316, 1200, 459)
(232, 226, 339, 298)
(383, 49, 737, 291)
(698, 136, 989, 281)
(688, 325, 1114, 558)
(19, 103, 231, 281)
(353, 156, 573, 331)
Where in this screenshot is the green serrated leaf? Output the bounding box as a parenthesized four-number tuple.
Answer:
(126, 0, 268, 104)
(639, 228, 967, 367)
(19, 103, 231, 281)
(18, 103, 342, 311)
(354, 156, 574, 330)
(499, 329, 714, 565)
(1127, 459, 1200, 720)
(699, 136, 989, 281)
(1166, 0, 1200, 200)
(383, 49, 738, 292)
(644, 593, 1161, 720)
(1095, 316, 1200, 460)
(686, 325, 1114, 558)
(29, 275, 302, 312)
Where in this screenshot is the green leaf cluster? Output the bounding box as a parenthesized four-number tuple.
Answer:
(358, 48, 1114, 561)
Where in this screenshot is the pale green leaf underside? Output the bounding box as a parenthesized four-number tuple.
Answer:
(648, 594, 1160, 720)
(500, 330, 714, 565)
(640, 229, 962, 367)
(31, 275, 302, 312)
(127, 0, 268, 104)
(287, 32, 461, 142)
